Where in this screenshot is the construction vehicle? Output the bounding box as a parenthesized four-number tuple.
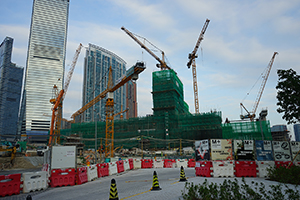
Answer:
(240, 52, 278, 121)
(48, 43, 83, 146)
(71, 62, 146, 157)
(187, 19, 210, 114)
(0, 142, 20, 165)
(121, 26, 171, 70)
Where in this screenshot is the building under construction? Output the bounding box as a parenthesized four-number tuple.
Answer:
(61, 69, 272, 150)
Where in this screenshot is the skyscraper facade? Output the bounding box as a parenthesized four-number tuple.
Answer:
(294, 124, 300, 142)
(82, 44, 127, 122)
(22, 0, 69, 137)
(0, 37, 24, 141)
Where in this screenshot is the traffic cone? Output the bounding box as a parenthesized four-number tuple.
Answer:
(150, 171, 161, 191)
(26, 195, 32, 200)
(109, 178, 119, 200)
(179, 166, 187, 182)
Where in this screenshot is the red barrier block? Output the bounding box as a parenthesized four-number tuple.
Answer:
(0, 173, 22, 197)
(128, 159, 134, 170)
(234, 161, 257, 177)
(275, 161, 293, 169)
(141, 159, 153, 168)
(188, 159, 196, 168)
(97, 163, 109, 177)
(76, 167, 88, 185)
(195, 161, 212, 177)
(50, 168, 76, 187)
(164, 159, 176, 168)
(116, 160, 125, 173)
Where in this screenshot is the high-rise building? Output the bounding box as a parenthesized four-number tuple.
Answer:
(21, 0, 69, 140)
(82, 44, 127, 122)
(271, 125, 290, 141)
(294, 124, 300, 142)
(0, 37, 24, 141)
(126, 80, 137, 119)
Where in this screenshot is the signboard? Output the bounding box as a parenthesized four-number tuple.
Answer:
(195, 140, 210, 161)
(233, 140, 255, 160)
(272, 141, 291, 161)
(290, 141, 300, 162)
(255, 140, 274, 161)
(51, 146, 76, 169)
(210, 139, 233, 160)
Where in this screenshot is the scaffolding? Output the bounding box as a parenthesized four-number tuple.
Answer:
(222, 120, 272, 140)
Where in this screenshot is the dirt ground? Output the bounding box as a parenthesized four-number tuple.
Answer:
(0, 156, 40, 170)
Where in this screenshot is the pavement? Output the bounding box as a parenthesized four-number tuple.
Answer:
(1, 168, 300, 200)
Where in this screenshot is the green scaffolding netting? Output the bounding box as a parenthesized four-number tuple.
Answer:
(222, 120, 272, 140)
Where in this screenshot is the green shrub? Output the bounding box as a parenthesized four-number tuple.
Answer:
(181, 178, 300, 200)
(267, 165, 300, 185)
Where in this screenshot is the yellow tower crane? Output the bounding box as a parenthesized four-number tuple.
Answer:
(71, 62, 146, 157)
(48, 43, 83, 146)
(240, 52, 278, 121)
(187, 19, 210, 114)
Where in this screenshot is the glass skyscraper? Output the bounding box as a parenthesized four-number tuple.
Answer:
(82, 44, 127, 122)
(294, 124, 300, 142)
(21, 0, 69, 137)
(0, 37, 24, 141)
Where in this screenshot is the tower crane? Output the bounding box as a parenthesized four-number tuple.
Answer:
(121, 26, 171, 70)
(70, 62, 146, 157)
(48, 43, 83, 146)
(187, 19, 210, 114)
(240, 52, 278, 121)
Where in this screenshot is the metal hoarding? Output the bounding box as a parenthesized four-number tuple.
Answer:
(272, 141, 291, 161)
(210, 139, 233, 160)
(255, 140, 274, 161)
(195, 139, 210, 161)
(51, 146, 76, 169)
(233, 140, 255, 160)
(290, 141, 300, 162)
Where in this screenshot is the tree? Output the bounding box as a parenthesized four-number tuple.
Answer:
(276, 69, 300, 124)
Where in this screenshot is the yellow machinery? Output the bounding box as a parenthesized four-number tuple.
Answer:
(48, 43, 83, 146)
(240, 52, 278, 121)
(121, 26, 171, 70)
(187, 19, 210, 114)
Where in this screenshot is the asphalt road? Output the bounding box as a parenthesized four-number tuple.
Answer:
(1, 168, 300, 200)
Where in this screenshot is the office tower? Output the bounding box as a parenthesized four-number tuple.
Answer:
(126, 80, 137, 119)
(82, 44, 127, 122)
(271, 125, 290, 141)
(294, 124, 300, 142)
(0, 37, 24, 141)
(22, 0, 69, 139)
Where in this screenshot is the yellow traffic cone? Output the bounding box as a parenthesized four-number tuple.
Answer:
(179, 166, 187, 182)
(150, 171, 161, 191)
(109, 178, 119, 200)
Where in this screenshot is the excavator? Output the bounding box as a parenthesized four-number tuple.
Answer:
(240, 52, 278, 121)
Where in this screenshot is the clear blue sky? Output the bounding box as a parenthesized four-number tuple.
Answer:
(1, 0, 300, 135)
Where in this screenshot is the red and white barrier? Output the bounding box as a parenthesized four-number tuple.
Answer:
(97, 163, 109, 177)
(164, 159, 176, 168)
(133, 159, 141, 169)
(212, 161, 234, 177)
(256, 161, 275, 178)
(116, 160, 125, 173)
(234, 161, 257, 177)
(50, 168, 76, 187)
(195, 161, 213, 177)
(123, 160, 130, 171)
(188, 159, 196, 168)
(109, 162, 118, 175)
(153, 159, 164, 168)
(22, 171, 48, 193)
(76, 167, 88, 185)
(176, 159, 188, 168)
(141, 159, 153, 168)
(0, 173, 22, 197)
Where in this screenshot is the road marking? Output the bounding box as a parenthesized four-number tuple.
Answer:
(125, 180, 152, 183)
(171, 181, 179, 184)
(120, 190, 151, 200)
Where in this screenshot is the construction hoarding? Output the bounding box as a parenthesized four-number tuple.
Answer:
(272, 141, 292, 161)
(210, 139, 233, 160)
(255, 140, 274, 161)
(233, 140, 255, 160)
(195, 140, 210, 161)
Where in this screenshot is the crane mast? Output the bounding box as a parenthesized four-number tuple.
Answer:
(49, 43, 83, 146)
(187, 19, 210, 114)
(121, 26, 171, 70)
(240, 52, 278, 121)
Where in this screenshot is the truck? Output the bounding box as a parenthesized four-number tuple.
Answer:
(37, 145, 49, 156)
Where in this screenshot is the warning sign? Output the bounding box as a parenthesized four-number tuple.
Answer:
(272, 141, 291, 161)
(255, 140, 274, 161)
(234, 140, 254, 160)
(195, 140, 210, 161)
(290, 141, 300, 162)
(210, 139, 233, 160)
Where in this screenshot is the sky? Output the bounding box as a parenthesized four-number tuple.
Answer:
(1, 0, 300, 136)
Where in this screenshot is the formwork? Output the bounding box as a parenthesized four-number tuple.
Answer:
(222, 120, 272, 140)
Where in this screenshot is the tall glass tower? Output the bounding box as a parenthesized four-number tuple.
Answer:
(0, 37, 24, 141)
(294, 124, 300, 142)
(22, 0, 69, 138)
(82, 44, 127, 122)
